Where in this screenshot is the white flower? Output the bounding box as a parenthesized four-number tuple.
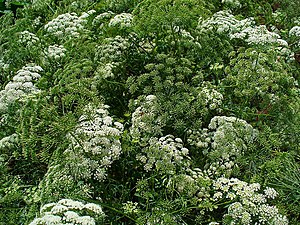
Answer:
(289, 26, 300, 37)
(29, 218, 44, 225)
(122, 201, 139, 214)
(130, 95, 163, 141)
(213, 191, 223, 200)
(230, 25, 283, 45)
(199, 11, 287, 46)
(114, 122, 124, 130)
(31, 199, 105, 225)
(76, 216, 95, 225)
(145, 95, 157, 101)
(19, 31, 39, 47)
(44, 12, 91, 39)
(95, 36, 129, 63)
(264, 187, 278, 199)
(241, 211, 252, 225)
(84, 203, 104, 215)
(181, 147, 189, 155)
(58, 199, 84, 210)
(108, 13, 133, 28)
(228, 202, 244, 217)
(64, 210, 80, 222)
(0, 134, 19, 150)
(50, 204, 68, 214)
(138, 134, 190, 174)
(40, 214, 62, 224)
(66, 104, 123, 181)
(102, 116, 113, 125)
(95, 63, 116, 79)
(227, 192, 236, 200)
(46, 45, 67, 61)
(0, 65, 42, 113)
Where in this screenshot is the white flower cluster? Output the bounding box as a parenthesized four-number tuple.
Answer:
(198, 11, 288, 46)
(18, 31, 39, 47)
(198, 11, 254, 34)
(289, 26, 300, 37)
(274, 46, 295, 62)
(46, 45, 67, 61)
(230, 25, 288, 46)
(65, 152, 109, 182)
(0, 133, 18, 150)
(289, 26, 300, 48)
(172, 168, 212, 198)
(188, 116, 256, 150)
(29, 199, 104, 225)
(108, 13, 133, 28)
(0, 65, 43, 113)
(172, 170, 287, 224)
(212, 177, 288, 225)
(272, 10, 285, 25)
(94, 36, 129, 79)
(95, 35, 129, 63)
(35, 105, 124, 199)
(32, 16, 43, 29)
(199, 87, 223, 110)
(44, 11, 94, 38)
(130, 95, 163, 142)
(92, 11, 115, 28)
(95, 62, 116, 79)
(188, 116, 257, 176)
(122, 201, 139, 214)
(137, 134, 190, 174)
(80, 10, 96, 21)
(66, 104, 124, 180)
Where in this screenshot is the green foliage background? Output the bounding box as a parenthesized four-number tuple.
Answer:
(0, 0, 299, 224)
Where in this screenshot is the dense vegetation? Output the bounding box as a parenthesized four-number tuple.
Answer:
(0, 0, 299, 224)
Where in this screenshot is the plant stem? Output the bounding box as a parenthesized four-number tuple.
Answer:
(100, 203, 141, 224)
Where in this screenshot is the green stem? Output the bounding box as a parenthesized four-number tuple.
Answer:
(68, 131, 84, 150)
(248, 112, 272, 117)
(100, 203, 141, 224)
(18, 185, 35, 188)
(46, 2, 54, 13)
(171, 206, 203, 215)
(171, 200, 233, 215)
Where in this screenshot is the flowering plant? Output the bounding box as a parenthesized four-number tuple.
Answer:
(0, 0, 299, 224)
